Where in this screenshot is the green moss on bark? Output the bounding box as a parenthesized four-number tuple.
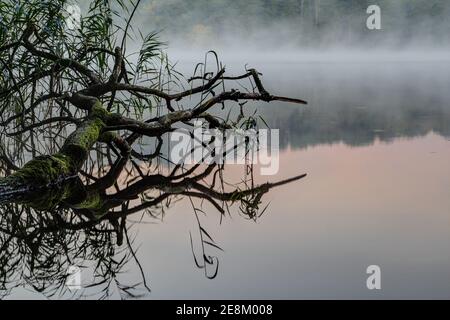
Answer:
(70, 191, 109, 219)
(4, 153, 74, 187)
(1, 100, 111, 203)
(60, 117, 105, 168)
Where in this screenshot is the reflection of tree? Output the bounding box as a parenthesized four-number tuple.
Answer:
(266, 101, 450, 150)
(0, 149, 306, 298)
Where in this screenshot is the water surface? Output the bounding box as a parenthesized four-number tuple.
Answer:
(5, 59, 450, 299)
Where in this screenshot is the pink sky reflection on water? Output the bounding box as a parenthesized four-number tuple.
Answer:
(129, 132, 450, 299)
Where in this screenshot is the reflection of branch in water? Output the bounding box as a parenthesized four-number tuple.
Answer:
(0, 144, 306, 298)
(0, 203, 133, 299)
(189, 196, 223, 280)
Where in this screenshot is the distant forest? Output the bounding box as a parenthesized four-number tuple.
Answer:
(137, 0, 450, 47)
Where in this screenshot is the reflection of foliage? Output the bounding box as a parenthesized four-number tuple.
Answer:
(0, 203, 136, 299)
(190, 206, 223, 280)
(0, 152, 306, 298)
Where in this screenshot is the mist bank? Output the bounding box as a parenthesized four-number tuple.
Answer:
(135, 0, 450, 52)
(165, 48, 450, 66)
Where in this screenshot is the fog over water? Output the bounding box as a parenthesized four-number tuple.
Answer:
(132, 0, 450, 51)
(113, 1, 450, 299)
(122, 1, 450, 299)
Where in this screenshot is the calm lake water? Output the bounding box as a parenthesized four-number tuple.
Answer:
(5, 57, 450, 299)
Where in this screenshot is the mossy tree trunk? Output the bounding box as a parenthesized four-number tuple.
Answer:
(0, 102, 109, 201)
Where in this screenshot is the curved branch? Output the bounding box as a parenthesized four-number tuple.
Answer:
(22, 25, 101, 85)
